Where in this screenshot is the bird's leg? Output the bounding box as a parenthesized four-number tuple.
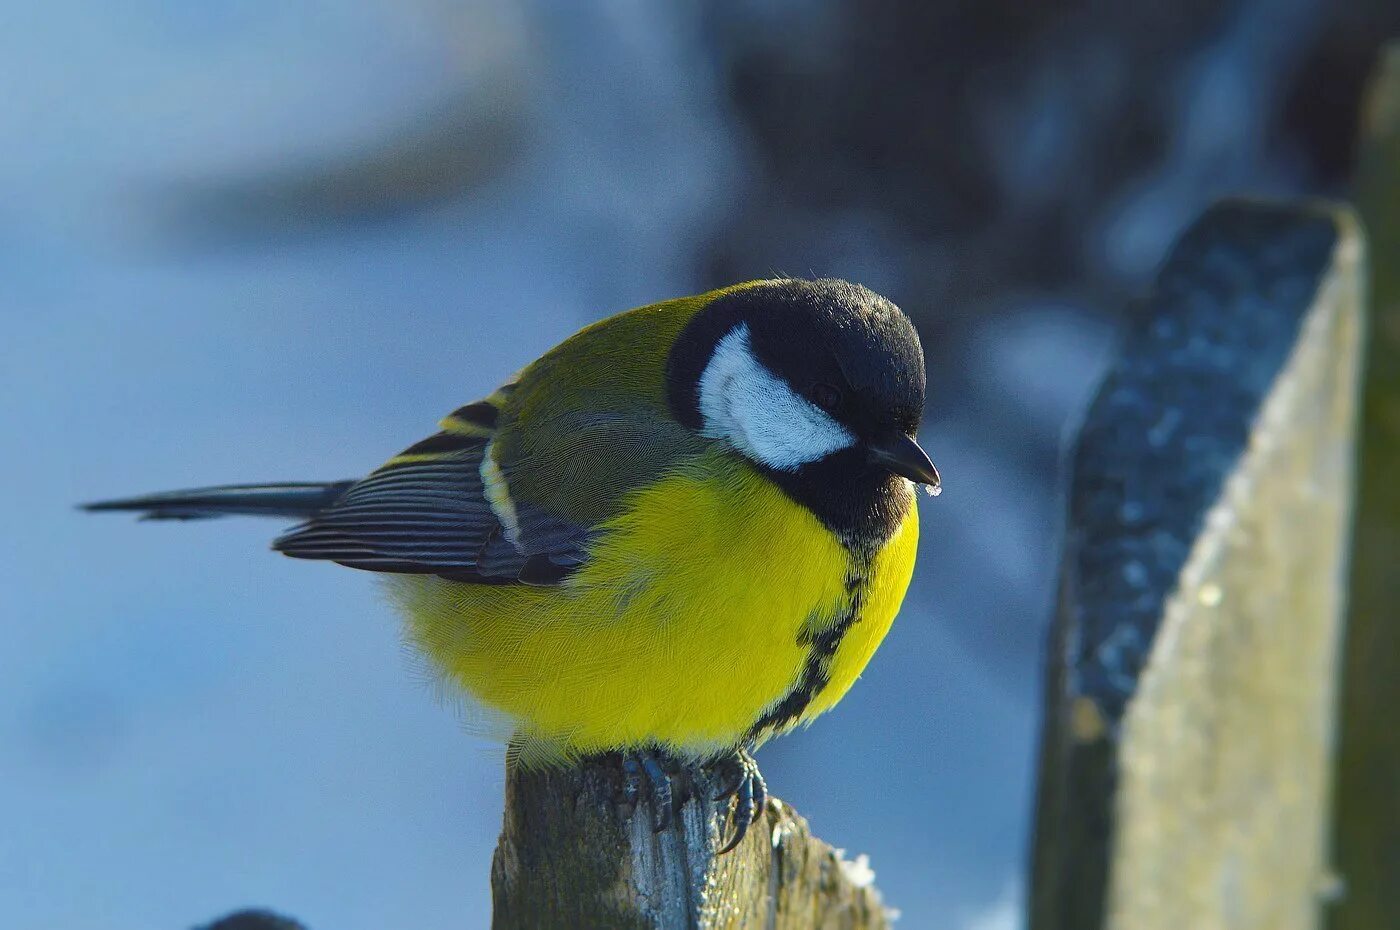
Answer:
(617, 746, 685, 833)
(641, 752, 674, 831)
(707, 746, 767, 853)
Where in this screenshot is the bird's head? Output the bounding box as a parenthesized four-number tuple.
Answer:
(668, 279, 938, 536)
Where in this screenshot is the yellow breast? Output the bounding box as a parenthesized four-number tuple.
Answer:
(388, 451, 919, 764)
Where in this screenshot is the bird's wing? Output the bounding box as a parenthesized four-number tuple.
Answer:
(273, 396, 593, 585)
(276, 293, 719, 585)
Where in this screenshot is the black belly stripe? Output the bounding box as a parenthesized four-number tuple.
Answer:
(746, 569, 868, 742)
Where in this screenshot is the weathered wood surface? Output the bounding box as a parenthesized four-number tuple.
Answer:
(1030, 200, 1365, 930)
(1329, 43, 1400, 930)
(491, 761, 890, 930)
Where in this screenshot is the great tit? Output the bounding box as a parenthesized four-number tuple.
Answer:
(85, 277, 941, 850)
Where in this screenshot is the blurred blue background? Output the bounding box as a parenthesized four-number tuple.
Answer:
(3, 2, 1396, 928)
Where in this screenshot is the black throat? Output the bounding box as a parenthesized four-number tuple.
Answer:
(759, 446, 914, 555)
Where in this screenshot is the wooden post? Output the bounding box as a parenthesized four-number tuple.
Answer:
(1030, 200, 1366, 930)
(1328, 43, 1400, 930)
(490, 761, 891, 930)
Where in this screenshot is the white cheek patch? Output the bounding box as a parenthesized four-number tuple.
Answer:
(697, 323, 856, 471)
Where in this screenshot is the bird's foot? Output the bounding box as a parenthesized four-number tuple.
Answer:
(707, 747, 767, 853)
(616, 746, 687, 833)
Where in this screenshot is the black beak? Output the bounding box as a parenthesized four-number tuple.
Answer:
(868, 433, 941, 491)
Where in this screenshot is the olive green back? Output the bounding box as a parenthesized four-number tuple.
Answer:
(495, 283, 758, 526)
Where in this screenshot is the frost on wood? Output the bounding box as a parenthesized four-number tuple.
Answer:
(1030, 200, 1365, 930)
(491, 760, 892, 930)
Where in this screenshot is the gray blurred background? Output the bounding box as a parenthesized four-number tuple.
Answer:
(2, 2, 1397, 928)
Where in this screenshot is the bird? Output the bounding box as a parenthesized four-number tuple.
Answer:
(84, 277, 941, 851)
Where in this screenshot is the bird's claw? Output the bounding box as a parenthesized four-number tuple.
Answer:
(710, 747, 766, 853)
(614, 746, 766, 851)
(618, 747, 682, 833)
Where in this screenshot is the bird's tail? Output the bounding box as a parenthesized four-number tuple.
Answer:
(81, 481, 355, 521)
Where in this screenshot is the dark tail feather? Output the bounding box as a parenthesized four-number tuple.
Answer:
(81, 481, 355, 521)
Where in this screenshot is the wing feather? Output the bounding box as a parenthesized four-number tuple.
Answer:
(273, 296, 715, 584)
(273, 431, 590, 584)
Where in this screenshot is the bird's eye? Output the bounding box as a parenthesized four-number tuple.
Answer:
(808, 382, 842, 413)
